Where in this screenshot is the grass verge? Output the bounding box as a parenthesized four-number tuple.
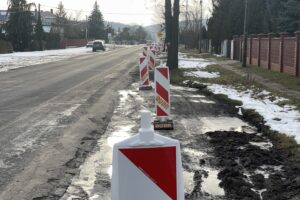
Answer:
(232, 63, 300, 92)
(170, 61, 300, 164)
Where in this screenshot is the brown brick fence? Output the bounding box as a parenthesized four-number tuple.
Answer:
(60, 39, 91, 49)
(232, 31, 300, 77)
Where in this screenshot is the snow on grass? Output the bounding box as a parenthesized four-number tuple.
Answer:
(208, 84, 300, 143)
(178, 53, 218, 78)
(184, 71, 220, 79)
(179, 59, 214, 69)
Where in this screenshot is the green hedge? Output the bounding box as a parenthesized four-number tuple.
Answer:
(0, 40, 13, 54)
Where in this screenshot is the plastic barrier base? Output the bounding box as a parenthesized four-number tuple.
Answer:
(153, 119, 174, 130)
(139, 85, 153, 91)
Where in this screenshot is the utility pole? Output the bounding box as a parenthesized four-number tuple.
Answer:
(198, 0, 203, 53)
(85, 15, 88, 40)
(242, 0, 248, 67)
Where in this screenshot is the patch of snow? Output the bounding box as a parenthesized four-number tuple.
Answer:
(184, 71, 220, 79)
(202, 167, 225, 196)
(249, 141, 273, 151)
(179, 59, 214, 69)
(0, 159, 11, 169)
(107, 125, 133, 147)
(208, 84, 300, 143)
(0, 45, 129, 72)
(62, 104, 81, 117)
(171, 85, 198, 92)
(0, 47, 91, 72)
(201, 117, 254, 133)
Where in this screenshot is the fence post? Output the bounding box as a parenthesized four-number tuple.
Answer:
(232, 35, 237, 60)
(240, 35, 243, 62)
(249, 34, 254, 64)
(257, 34, 266, 67)
(280, 32, 289, 73)
(295, 31, 300, 77)
(267, 33, 274, 70)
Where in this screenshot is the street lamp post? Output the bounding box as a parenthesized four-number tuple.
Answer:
(242, 0, 248, 67)
(198, 0, 203, 53)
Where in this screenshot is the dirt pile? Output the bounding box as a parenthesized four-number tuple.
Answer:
(207, 131, 300, 200)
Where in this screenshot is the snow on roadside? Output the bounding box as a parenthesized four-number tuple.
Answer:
(184, 71, 220, 79)
(208, 84, 300, 143)
(0, 44, 130, 72)
(0, 47, 91, 72)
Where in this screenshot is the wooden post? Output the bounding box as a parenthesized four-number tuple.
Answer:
(295, 31, 300, 77)
(267, 33, 274, 70)
(280, 32, 289, 73)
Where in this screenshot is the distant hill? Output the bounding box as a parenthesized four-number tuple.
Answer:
(144, 24, 161, 41)
(105, 21, 163, 41)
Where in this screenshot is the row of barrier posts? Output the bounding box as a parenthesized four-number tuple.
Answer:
(111, 44, 184, 200)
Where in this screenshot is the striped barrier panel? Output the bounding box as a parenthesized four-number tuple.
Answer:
(139, 56, 152, 90)
(111, 111, 184, 200)
(154, 66, 173, 130)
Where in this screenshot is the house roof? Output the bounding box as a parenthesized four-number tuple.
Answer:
(40, 11, 55, 19)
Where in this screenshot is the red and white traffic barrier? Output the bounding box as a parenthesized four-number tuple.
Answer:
(154, 65, 173, 130)
(142, 46, 148, 57)
(111, 110, 184, 200)
(139, 56, 152, 90)
(148, 49, 156, 71)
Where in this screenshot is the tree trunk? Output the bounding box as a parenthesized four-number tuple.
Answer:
(165, 0, 172, 67)
(170, 0, 180, 70)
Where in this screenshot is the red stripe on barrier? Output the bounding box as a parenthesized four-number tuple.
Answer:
(158, 68, 169, 80)
(120, 147, 177, 200)
(157, 105, 168, 116)
(144, 79, 149, 85)
(156, 82, 169, 103)
(141, 66, 147, 77)
(140, 57, 146, 64)
(150, 57, 155, 64)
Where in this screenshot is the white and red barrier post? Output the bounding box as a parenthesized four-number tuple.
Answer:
(154, 65, 173, 130)
(142, 46, 148, 57)
(111, 110, 184, 200)
(148, 49, 156, 71)
(139, 56, 152, 90)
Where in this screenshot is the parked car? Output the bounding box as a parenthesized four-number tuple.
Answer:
(92, 41, 105, 52)
(86, 41, 94, 48)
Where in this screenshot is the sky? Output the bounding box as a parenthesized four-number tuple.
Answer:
(0, 0, 212, 26)
(0, 0, 155, 25)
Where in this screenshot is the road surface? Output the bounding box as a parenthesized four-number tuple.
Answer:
(0, 46, 141, 200)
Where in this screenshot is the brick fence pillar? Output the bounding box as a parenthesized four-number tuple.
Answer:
(295, 31, 300, 77)
(280, 32, 289, 73)
(267, 33, 275, 70)
(258, 34, 267, 67)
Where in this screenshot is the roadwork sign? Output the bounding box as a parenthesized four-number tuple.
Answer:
(111, 111, 183, 200)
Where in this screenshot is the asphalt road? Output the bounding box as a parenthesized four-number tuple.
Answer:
(0, 46, 141, 200)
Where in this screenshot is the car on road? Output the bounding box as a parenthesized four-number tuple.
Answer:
(92, 41, 106, 52)
(86, 41, 94, 48)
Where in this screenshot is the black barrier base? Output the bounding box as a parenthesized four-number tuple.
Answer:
(139, 86, 153, 91)
(149, 70, 154, 81)
(153, 120, 174, 130)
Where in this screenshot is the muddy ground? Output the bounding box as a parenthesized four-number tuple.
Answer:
(33, 69, 300, 200)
